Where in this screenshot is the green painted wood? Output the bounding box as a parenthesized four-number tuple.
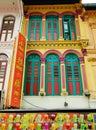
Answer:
(46, 15, 59, 40)
(24, 54, 40, 95)
(28, 16, 42, 40)
(45, 54, 61, 96)
(65, 53, 83, 95)
(63, 15, 76, 40)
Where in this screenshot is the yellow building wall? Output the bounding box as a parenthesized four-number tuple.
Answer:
(78, 15, 87, 39)
(21, 3, 96, 98)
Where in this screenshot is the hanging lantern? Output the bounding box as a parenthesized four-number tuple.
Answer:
(7, 123, 13, 130)
(73, 123, 78, 129)
(37, 123, 42, 130)
(15, 114, 21, 123)
(80, 123, 85, 130)
(59, 123, 63, 129)
(8, 114, 14, 123)
(43, 122, 49, 130)
(88, 123, 92, 129)
(50, 114, 56, 120)
(51, 123, 56, 130)
(35, 114, 41, 122)
(79, 114, 84, 123)
(15, 123, 21, 130)
(73, 114, 77, 122)
(44, 114, 49, 121)
(66, 122, 70, 129)
(1, 123, 6, 130)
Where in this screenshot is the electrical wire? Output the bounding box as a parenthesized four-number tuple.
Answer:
(23, 98, 47, 110)
(23, 99, 70, 110)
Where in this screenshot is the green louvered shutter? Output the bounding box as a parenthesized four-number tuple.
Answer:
(63, 15, 76, 40)
(28, 16, 42, 40)
(46, 16, 59, 40)
(65, 54, 83, 95)
(45, 54, 61, 96)
(24, 54, 40, 96)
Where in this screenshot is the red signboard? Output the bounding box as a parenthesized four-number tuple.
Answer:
(11, 33, 26, 108)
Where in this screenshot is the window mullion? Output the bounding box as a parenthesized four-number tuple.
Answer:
(34, 20, 36, 40)
(28, 20, 32, 40)
(31, 60, 34, 95)
(46, 61, 52, 95)
(77, 63, 82, 94)
(5, 20, 9, 41)
(72, 62, 76, 95)
(51, 20, 53, 40)
(68, 20, 71, 40)
(51, 62, 54, 95)
(50, 20, 53, 40)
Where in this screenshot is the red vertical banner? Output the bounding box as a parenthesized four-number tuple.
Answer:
(11, 33, 26, 108)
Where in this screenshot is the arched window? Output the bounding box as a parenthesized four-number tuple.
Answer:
(24, 54, 40, 95)
(46, 15, 59, 40)
(45, 54, 61, 95)
(0, 16, 15, 41)
(65, 53, 83, 95)
(0, 54, 8, 90)
(62, 15, 76, 40)
(28, 16, 42, 40)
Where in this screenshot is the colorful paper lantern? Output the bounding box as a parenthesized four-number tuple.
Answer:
(37, 123, 42, 130)
(50, 114, 56, 120)
(88, 123, 92, 129)
(66, 122, 70, 129)
(80, 123, 85, 130)
(43, 122, 49, 130)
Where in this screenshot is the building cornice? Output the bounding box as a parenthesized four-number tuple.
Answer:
(24, 4, 83, 17)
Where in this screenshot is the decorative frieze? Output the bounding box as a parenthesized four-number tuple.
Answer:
(0, 41, 14, 49)
(27, 39, 89, 49)
(0, 7, 19, 13)
(25, 5, 76, 11)
(88, 58, 96, 62)
(85, 11, 96, 16)
(89, 23, 96, 29)
(24, 4, 82, 17)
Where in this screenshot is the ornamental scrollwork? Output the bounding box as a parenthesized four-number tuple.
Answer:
(88, 58, 96, 62)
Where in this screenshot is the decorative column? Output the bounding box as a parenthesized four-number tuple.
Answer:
(75, 18, 80, 40)
(41, 15, 46, 40)
(60, 58, 67, 96)
(59, 16, 64, 40)
(85, 57, 96, 98)
(25, 15, 29, 39)
(39, 58, 46, 96)
(79, 57, 88, 92)
(90, 23, 96, 48)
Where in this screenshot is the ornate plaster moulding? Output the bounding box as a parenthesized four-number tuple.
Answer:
(24, 4, 82, 15)
(0, 41, 14, 49)
(88, 58, 96, 62)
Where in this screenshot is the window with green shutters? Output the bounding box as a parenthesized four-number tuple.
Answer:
(45, 54, 61, 95)
(62, 15, 76, 40)
(28, 16, 42, 40)
(46, 15, 59, 40)
(24, 54, 40, 96)
(65, 53, 83, 95)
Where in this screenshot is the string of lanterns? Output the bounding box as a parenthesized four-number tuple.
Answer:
(0, 112, 95, 130)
